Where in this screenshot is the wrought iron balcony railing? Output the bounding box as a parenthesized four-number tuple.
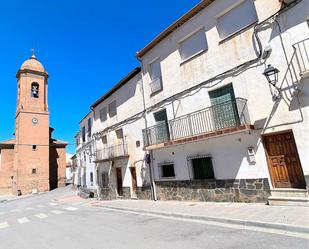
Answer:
(149, 77, 163, 95)
(293, 38, 309, 75)
(95, 142, 128, 161)
(143, 98, 250, 146)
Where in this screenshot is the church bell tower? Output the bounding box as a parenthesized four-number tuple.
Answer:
(14, 54, 50, 194)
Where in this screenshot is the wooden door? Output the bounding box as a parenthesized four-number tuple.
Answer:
(263, 131, 306, 189)
(116, 168, 123, 196)
(130, 167, 137, 194)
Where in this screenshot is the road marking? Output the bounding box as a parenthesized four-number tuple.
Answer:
(35, 213, 48, 219)
(36, 205, 45, 208)
(0, 212, 5, 215)
(17, 217, 30, 224)
(0, 222, 8, 229)
(65, 207, 78, 211)
(26, 207, 34, 210)
(50, 210, 64, 215)
(49, 203, 58, 206)
(10, 209, 18, 213)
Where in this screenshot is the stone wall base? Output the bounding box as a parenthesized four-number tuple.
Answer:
(155, 178, 271, 203)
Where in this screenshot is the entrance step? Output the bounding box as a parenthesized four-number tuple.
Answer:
(268, 196, 309, 206)
(268, 189, 309, 206)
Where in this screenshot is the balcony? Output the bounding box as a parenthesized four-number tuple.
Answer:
(293, 38, 309, 77)
(94, 142, 128, 162)
(143, 98, 252, 147)
(149, 77, 163, 95)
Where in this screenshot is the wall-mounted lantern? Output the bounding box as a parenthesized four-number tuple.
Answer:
(263, 64, 280, 87)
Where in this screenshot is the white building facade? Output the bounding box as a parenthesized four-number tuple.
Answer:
(75, 112, 97, 191)
(91, 68, 152, 200)
(137, 0, 309, 204)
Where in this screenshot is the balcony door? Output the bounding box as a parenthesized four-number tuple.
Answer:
(209, 84, 239, 130)
(153, 109, 170, 143)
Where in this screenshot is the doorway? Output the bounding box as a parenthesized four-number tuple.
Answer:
(263, 131, 306, 189)
(116, 167, 123, 196)
(130, 167, 137, 196)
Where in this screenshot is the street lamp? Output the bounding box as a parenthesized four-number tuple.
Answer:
(263, 64, 280, 87)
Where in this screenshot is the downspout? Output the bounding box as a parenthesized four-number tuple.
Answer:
(137, 56, 157, 201)
(90, 106, 101, 199)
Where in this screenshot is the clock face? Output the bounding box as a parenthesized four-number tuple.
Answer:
(32, 118, 38, 124)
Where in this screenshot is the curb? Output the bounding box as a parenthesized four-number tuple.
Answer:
(98, 205, 309, 235)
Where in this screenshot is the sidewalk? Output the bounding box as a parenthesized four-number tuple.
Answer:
(89, 199, 309, 235)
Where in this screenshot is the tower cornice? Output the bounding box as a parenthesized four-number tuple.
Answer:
(16, 68, 49, 79)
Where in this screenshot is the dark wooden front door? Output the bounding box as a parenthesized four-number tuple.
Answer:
(116, 168, 123, 196)
(130, 167, 137, 194)
(263, 131, 306, 189)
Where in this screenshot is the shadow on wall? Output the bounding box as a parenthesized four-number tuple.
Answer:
(49, 146, 59, 190)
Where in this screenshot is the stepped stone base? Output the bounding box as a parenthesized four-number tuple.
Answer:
(155, 178, 271, 203)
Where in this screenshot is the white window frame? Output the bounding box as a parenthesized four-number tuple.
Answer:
(216, 0, 258, 41)
(178, 27, 208, 63)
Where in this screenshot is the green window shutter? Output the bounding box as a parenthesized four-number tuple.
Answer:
(209, 84, 239, 130)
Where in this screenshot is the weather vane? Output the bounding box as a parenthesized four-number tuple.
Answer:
(30, 48, 37, 58)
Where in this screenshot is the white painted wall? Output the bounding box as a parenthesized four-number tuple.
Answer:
(139, 0, 309, 188)
(92, 72, 150, 197)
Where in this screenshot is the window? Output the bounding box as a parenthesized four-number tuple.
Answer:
(32, 145, 37, 151)
(102, 135, 107, 145)
(191, 157, 215, 180)
(108, 101, 117, 117)
(136, 141, 141, 148)
(159, 163, 175, 178)
(90, 172, 94, 182)
(87, 118, 92, 137)
(149, 59, 163, 94)
(179, 29, 207, 61)
(216, 0, 258, 40)
(82, 127, 86, 142)
(101, 172, 109, 188)
(31, 82, 39, 98)
(100, 107, 107, 122)
(116, 129, 123, 140)
(32, 168, 37, 174)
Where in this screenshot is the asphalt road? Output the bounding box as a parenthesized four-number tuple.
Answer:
(0, 187, 308, 249)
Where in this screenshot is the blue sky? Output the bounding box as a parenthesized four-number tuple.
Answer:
(0, 0, 200, 154)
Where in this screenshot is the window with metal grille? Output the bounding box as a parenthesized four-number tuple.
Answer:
(216, 0, 258, 40)
(100, 107, 107, 122)
(191, 157, 215, 180)
(159, 163, 175, 178)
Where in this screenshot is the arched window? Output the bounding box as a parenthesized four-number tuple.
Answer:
(31, 82, 39, 98)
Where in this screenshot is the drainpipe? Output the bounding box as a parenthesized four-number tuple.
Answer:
(90, 106, 101, 200)
(137, 56, 157, 201)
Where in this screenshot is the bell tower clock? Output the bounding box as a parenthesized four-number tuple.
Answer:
(14, 54, 50, 194)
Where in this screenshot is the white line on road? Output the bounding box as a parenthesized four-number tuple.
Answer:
(0, 222, 8, 229)
(35, 213, 48, 219)
(26, 207, 34, 210)
(49, 203, 58, 206)
(65, 207, 78, 211)
(36, 205, 45, 208)
(50, 210, 64, 215)
(0, 212, 5, 215)
(17, 217, 30, 224)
